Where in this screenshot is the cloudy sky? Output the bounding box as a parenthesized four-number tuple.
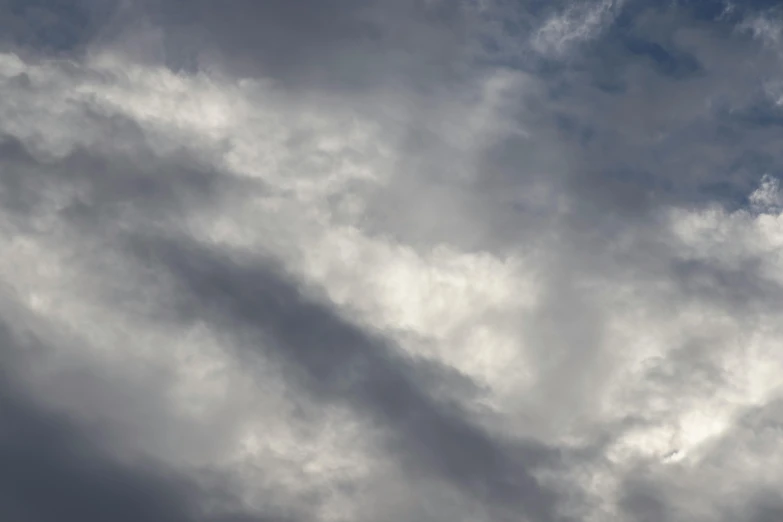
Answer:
(4, 0, 783, 521)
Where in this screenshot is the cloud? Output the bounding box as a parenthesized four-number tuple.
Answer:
(0, 0, 118, 56)
(5, 1, 783, 522)
(532, 0, 623, 56)
(130, 234, 569, 522)
(0, 317, 289, 522)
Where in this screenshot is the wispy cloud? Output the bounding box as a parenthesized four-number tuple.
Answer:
(532, 0, 623, 56)
(3, 1, 783, 521)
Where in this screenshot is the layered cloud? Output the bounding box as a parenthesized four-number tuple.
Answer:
(3, 1, 783, 521)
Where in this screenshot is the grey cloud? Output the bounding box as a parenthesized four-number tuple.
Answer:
(5, 1, 783, 521)
(668, 257, 783, 313)
(355, 0, 783, 254)
(0, 322, 289, 522)
(3, 0, 468, 92)
(130, 235, 573, 522)
(612, 397, 783, 522)
(619, 475, 783, 522)
(0, 133, 288, 521)
(618, 475, 672, 522)
(747, 496, 783, 522)
(0, 393, 290, 522)
(488, 2, 783, 220)
(94, 0, 474, 93)
(0, 124, 236, 234)
(0, 0, 120, 57)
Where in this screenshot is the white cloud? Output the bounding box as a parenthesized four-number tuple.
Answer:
(0, 47, 544, 521)
(6, 3, 783, 519)
(532, 0, 623, 55)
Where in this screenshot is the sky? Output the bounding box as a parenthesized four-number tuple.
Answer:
(3, 0, 783, 521)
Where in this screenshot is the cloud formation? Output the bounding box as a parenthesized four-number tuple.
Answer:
(3, 1, 783, 521)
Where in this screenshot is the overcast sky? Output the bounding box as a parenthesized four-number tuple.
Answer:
(3, 1, 783, 521)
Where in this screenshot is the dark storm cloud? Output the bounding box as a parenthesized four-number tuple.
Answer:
(128, 234, 573, 522)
